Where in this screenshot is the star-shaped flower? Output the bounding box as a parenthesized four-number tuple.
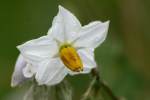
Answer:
(11, 5, 109, 86)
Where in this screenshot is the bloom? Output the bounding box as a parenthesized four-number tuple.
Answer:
(12, 5, 109, 86)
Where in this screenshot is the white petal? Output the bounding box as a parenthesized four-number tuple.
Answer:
(17, 35, 58, 64)
(73, 21, 109, 48)
(23, 63, 35, 78)
(48, 5, 81, 42)
(35, 58, 68, 86)
(79, 48, 97, 71)
(11, 54, 28, 87)
(68, 48, 97, 75)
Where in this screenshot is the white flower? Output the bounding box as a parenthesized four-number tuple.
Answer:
(12, 5, 109, 86)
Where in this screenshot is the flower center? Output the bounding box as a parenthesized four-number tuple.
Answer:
(59, 44, 83, 72)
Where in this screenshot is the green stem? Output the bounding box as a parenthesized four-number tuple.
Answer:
(80, 78, 96, 100)
(91, 68, 118, 100)
(81, 68, 118, 100)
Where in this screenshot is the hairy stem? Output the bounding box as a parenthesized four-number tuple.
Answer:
(92, 68, 118, 100)
(81, 68, 118, 100)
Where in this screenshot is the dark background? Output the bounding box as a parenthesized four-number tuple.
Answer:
(0, 0, 150, 100)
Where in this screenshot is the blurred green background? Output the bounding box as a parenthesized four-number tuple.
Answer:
(0, 0, 150, 100)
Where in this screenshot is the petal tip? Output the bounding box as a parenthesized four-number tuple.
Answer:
(105, 20, 110, 26)
(11, 78, 17, 87)
(58, 5, 64, 12)
(104, 20, 110, 33)
(16, 45, 22, 51)
(58, 5, 63, 9)
(58, 5, 65, 11)
(58, 5, 69, 14)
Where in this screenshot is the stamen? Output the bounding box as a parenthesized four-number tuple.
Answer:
(60, 45, 83, 72)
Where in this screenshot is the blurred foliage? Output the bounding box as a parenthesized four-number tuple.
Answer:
(0, 0, 150, 100)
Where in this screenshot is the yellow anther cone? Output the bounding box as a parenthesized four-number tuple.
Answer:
(60, 45, 83, 72)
